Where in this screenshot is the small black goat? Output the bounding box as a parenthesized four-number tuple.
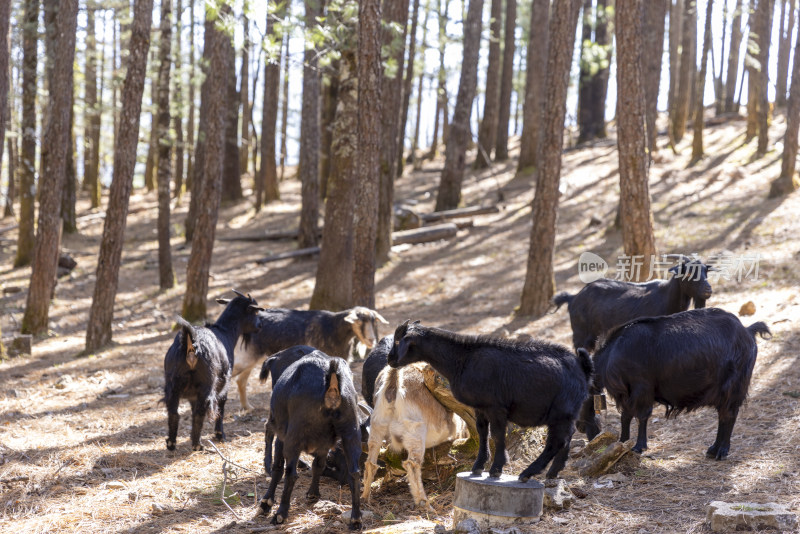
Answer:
(361, 334, 392, 408)
(553, 257, 713, 353)
(388, 321, 592, 481)
(590, 308, 770, 459)
(232, 306, 389, 410)
(258, 351, 363, 529)
(163, 292, 262, 451)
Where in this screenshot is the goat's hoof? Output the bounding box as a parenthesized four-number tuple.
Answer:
(488, 469, 503, 478)
(518, 474, 531, 482)
(215, 431, 225, 442)
(306, 491, 320, 503)
(470, 468, 483, 476)
(191, 443, 204, 452)
(165, 439, 176, 451)
(271, 513, 286, 525)
(349, 518, 362, 530)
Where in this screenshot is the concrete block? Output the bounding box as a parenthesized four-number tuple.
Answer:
(706, 501, 797, 532)
(453, 472, 542, 530)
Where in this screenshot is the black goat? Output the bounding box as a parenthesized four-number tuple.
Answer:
(388, 321, 592, 481)
(553, 257, 713, 353)
(258, 351, 363, 529)
(232, 306, 389, 410)
(590, 308, 770, 459)
(163, 293, 262, 451)
(258, 345, 371, 482)
(361, 334, 392, 408)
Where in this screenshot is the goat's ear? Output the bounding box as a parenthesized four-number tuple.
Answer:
(412, 319, 421, 325)
(668, 264, 683, 275)
(396, 337, 412, 361)
(249, 304, 265, 312)
(344, 309, 359, 324)
(371, 310, 390, 324)
(216, 298, 230, 305)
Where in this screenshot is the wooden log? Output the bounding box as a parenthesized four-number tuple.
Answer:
(391, 223, 458, 246)
(218, 229, 311, 242)
(254, 246, 320, 264)
(420, 205, 499, 223)
(421, 364, 479, 442)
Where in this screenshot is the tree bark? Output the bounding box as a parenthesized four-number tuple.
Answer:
(577, 0, 595, 143)
(617, 0, 657, 282)
(173, 0, 184, 198)
(257, 5, 283, 209)
(776, 0, 795, 107)
(310, 49, 358, 311)
(474, 0, 503, 168)
(495, 0, 517, 161)
(239, 11, 250, 175)
(84, 3, 102, 209)
(14, 0, 37, 268)
(770, 6, 800, 197)
(644, 0, 668, 155)
(181, 14, 230, 323)
(376, 0, 411, 262)
(427, 0, 449, 159)
(434, 0, 484, 210)
(411, 3, 431, 167)
(352, 0, 382, 308)
(668, 0, 684, 114)
(21, 0, 78, 335)
(62, 95, 77, 234)
(156, 0, 174, 290)
(724, 0, 743, 112)
(518, 0, 581, 316)
(517, 0, 550, 173)
(670, 0, 696, 143)
(186, 0, 196, 194)
(85, 0, 153, 350)
(692, 0, 714, 161)
(5, 139, 16, 218)
(755, 0, 774, 155)
(298, 0, 322, 249)
(279, 33, 290, 181)
(713, 0, 728, 114)
(398, 0, 421, 174)
(320, 63, 339, 199)
(220, 6, 242, 203)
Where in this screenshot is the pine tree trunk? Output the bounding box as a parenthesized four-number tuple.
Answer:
(411, 4, 431, 166)
(144, 111, 157, 191)
(22, 0, 78, 335)
(298, 0, 322, 249)
(173, 0, 184, 198)
(644, 0, 668, 155)
(671, 0, 696, 142)
(495, 0, 516, 161)
(517, 0, 550, 172)
(434, 0, 484, 210)
(0, 1, 10, 218)
(668, 0, 684, 114)
(240, 13, 250, 175)
(279, 33, 290, 181)
(156, 0, 174, 290)
(181, 15, 230, 323)
(221, 7, 242, 203)
(474, 0, 503, 168)
(617, 0, 657, 281)
(257, 6, 283, 209)
(713, 0, 728, 114)
(84, 4, 101, 208)
(427, 0, 448, 159)
(745, 0, 758, 138)
(724, 0, 743, 112)
(519, 0, 581, 317)
(776, 0, 795, 107)
(770, 6, 800, 197)
(186, 0, 196, 193)
(577, 0, 594, 144)
(5, 139, 15, 218)
(398, 0, 421, 174)
(15, 0, 37, 268)
(590, 0, 610, 139)
(755, 0, 774, 155)
(352, 0, 382, 308)
(62, 96, 77, 234)
(692, 0, 714, 161)
(85, 0, 153, 350)
(310, 49, 358, 311)
(376, 0, 411, 262)
(319, 66, 339, 199)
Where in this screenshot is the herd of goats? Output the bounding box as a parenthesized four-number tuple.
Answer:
(161, 256, 771, 529)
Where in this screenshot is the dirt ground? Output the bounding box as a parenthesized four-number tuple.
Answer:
(1, 117, 799, 534)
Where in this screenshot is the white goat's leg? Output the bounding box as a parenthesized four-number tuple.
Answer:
(236, 367, 254, 411)
(361, 430, 384, 501)
(403, 432, 429, 509)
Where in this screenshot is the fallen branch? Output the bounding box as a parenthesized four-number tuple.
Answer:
(391, 223, 458, 246)
(205, 439, 262, 519)
(420, 205, 499, 223)
(254, 246, 321, 264)
(218, 229, 322, 242)
(421, 365, 478, 442)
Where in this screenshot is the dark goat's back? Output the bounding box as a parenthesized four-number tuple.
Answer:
(362, 335, 392, 407)
(258, 345, 317, 385)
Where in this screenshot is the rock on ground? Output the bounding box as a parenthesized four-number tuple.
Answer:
(706, 501, 797, 532)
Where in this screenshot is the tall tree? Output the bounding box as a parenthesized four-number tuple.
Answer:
(156, 0, 174, 290)
(256, 4, 283, 209)
(62, 94, 77, 234)
(319, 61, 339, 199)
(724, 0, 743, 112)
(577, 0, 611, 143)
(616, 0, 657, 281)
(352, 0, 382, 308)
(495, 0, 516, 161)
(770, 8, 800, 197)
(14, 0, 37, 268)
(21, 0, 79, 335)
(220, 4, 242, 203)
(279, 32, 290, 181)
(410, 1, 431, 168)
(85, 0, 154, 350)
(239, 7, 251, 174)
(670, 0, 696, 142)
(474, 0, 503, 168)
(517, 0, 550, 172)
(644, 0, 668, 155)
(692, 0, 714, 161)
(775, 0, 795, 107)
(518, 0, 581, 316)
(434, 0, 484, 210)
(427, 0, 449, 159)
(0, 0, 9, 188)
(297, 0, 322, 249)
(668, 0, 684, 114)
(398, 0, 421, 173)
(84, 2, 102, 208)
(186, 0, 196, 194)
(713, 0, 728, 114)
(754, 0, 774, 155)
(173, 0, 185, 198)
(376, 0, 411, 262)
(181, 13, 231, 322)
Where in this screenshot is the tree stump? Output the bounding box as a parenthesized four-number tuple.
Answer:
(453, 472, 543, 529)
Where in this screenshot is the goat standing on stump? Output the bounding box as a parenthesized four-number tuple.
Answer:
(362, 362, 465, 508)
(258, 352, 363, 530)
(163, 292, 262, 451)
(232, 306, 389, 410)
(387, 321, 592, 481)
(591, 308, 770, 459)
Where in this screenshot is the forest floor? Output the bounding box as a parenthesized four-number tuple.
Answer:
(1, 114, 800, 534)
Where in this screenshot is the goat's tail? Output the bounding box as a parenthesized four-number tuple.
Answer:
(576, 348, 594, 384)
(747, 322, 772, 340)
(259, 356, 276, 383)
(551, 292, 574, 313)
(175, 316, 199, 369)
(324, 358, 343, 410)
